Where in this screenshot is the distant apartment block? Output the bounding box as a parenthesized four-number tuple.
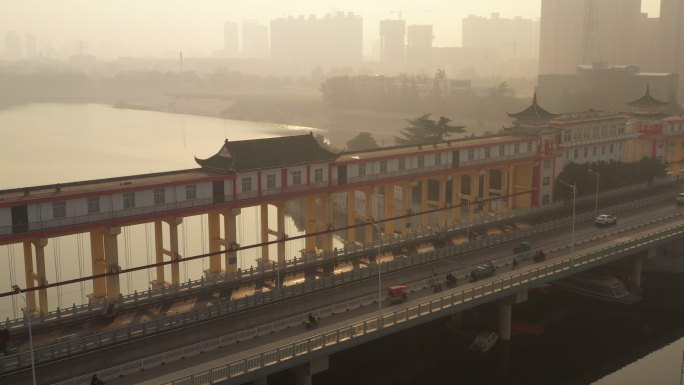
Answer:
(270, 12, 362, 64)
(462, 13, 539, 62)
(380, 19, 406, 62)
(224, 21, 239, 57)
(406, 25, 433, 62)
(242, 21, 269, 59)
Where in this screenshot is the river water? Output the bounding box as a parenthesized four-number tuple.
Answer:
(2, 104, 683, 384)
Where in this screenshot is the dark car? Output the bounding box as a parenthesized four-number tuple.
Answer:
(470, 263, 496, 282)
(513, 241, 532, 254)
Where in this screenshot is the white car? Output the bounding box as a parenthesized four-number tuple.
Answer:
(595, 214, 617, 226)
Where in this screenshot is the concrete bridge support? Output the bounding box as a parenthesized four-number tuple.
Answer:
(384, 184, 395, 237)
(252, 378, 268, 385)
(347, 191, 356, 244)
(403, 182, 413, 234)
(89, 226, 122, 302)
(224, 208, 240, 273)
(22, 238, 48, 313)
(276, 202, 286, 264)
(207, 211, 223, 276)
(153, 217, 182, 287)
(421, 179, 428, 228)
(365, 188, 374, 243)
(104, 226, 122, 301)
(304, 196, 317, 254)
(450, 175, 462, 223)
(260, 204, 269, 263)
(293, 355, 329, 385)
(321, 195, 333, 254)
(498, 289, 528, 341)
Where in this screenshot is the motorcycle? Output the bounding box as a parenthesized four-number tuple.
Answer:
(304, 314, 319, 329)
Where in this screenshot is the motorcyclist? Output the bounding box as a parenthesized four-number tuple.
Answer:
(91, 374, 104, 385)
(307, 312, 317, 326)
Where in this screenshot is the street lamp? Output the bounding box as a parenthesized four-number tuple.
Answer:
(557, 180, 577, 260)
(588, 169, 600, 214)
(11, 285, 37, 385)
(458, 193, 471, 240)
(369, 218, 382, 314)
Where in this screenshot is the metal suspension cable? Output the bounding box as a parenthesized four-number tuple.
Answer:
(0, 188, 534, 298)
(53, 237, 63, 309)
(76, 233, 85, 304)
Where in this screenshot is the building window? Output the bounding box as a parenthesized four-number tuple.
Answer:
(123, 192, 135, 209)
(583, 127, 591, 139)
(543, 159, 551, 169)
(380, 160, 387, 173)
(610, 125, 617, 136)
(292, 170, 302, 185)
(484, 148, 491, 158)
(563, 130, 571, 142)
(87, 197, 100, 214)
(435, 154, 442, 166)
(186, 184, 197, 200)
(358, 163, 366, 176)
(592, 146, 597, 156)
(573, 128, 581, 140)
(468, 149, 475, 160)
(527, 142, 532, 152)
(499, 145, 505, 156)
(314, 168, 323, 183)
(601, 145, 606, 155)
(542, 194, 550, 205)
(266, 174, 276, 189)
(154, 189, 165, 204)
(601, 126, 608, 137)
(583, 148, 588, 158)
(542, 176, 550, 186)
(418, 155, 425, 168)
(399, 158, 406, 170)
(618, 124, 625, 134)
(52, 201, 66, 219)
(609, 143, 614, 153)
(574, 148, 579, 159)
(241, 177, 252, 192)
(592, 127, 600, 139)
(514, 143, 520, 154)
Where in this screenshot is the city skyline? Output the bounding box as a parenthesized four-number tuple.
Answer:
(1, 0, 661, 59)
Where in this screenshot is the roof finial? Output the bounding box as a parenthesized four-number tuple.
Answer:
(646, 85, 650, 95)
(533, 92, 538, 105)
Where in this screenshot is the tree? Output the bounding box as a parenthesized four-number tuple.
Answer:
(395, 114, 466, 145)
(346, 132, 379, 151)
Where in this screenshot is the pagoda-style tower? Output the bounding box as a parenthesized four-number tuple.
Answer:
(507, 93, 558, 130)
(626, 85, 669, 120)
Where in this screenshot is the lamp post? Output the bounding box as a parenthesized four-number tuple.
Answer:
(11, 285, 37, 385)
(558, 180, 577, 259)
(458, 193, 471, 240)
(369, 218, 382, 314)
(588, 169, 600, 214)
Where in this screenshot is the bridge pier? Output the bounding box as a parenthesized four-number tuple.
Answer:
(403, 182, 413, 234)
(450, 175, 461, 222)
(347, 191, 356, 244)
(364, 188, 374, 243)
(293, 355, 329, 385)
(261, 204, 269, 263)
(498, 289, 528, 341)
(383, 184, 395, 236)
(321, 195, 333, 254)
(305, 196, 317, 254)
(207, 210, 223, 276)
(276, 202, 286, 264)
(153, 218, 183, 287)
(22, 238, 48, 313)
(104, 226, 122, 301)
(224, 208, 240, 273)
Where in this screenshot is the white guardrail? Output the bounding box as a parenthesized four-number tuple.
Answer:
(0, 185, 680, 374)
(52, 212, 684, 385)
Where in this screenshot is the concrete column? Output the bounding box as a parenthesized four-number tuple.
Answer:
(437, 176, 446, 227)
(22, 241, 37, 312)
(305, 196, 317, 253)
(365, 188, 374, 243)
(633, 256, 643, 289)
(32, 238, 49, 312)
(252, 378, 267, 385)
(347, 191, 356, 244)
(498, 301, 512, 342)
(384, 184, 395, 236)
(104, 227, 121, 301)
(89, 229, 107, 301)
(153, 220, 165, 285)
(470, 173, 479, 216)
(403, 183, 413, 233)
(508, 165, 516, 209)
(321, 195, 333, 253)
(276, 203, 286, 264)
(207, 211, 222, 275)
(260, 204, 269, 263)
(167, 217, 181, 285)
(483, 170, 491, 213)
(224, 208, 240, 274)
(451, 175, 461, 223)
(294, 356, 329, 385)
(420, 179, 428, 228)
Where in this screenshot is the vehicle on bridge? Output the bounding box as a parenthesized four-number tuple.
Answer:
(513, 241, 532, 254)
(304, 313, 319, 329)
(387, 285, 408, 304)
(595, 214, 617, 226)
(469, 263, 496, 282)
(677, 192, 684, 205)
(533, 249, 546, 263)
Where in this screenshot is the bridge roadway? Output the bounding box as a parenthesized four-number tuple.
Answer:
(5, 197, 682, 385)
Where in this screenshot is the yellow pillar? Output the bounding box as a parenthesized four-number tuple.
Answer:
(22, 241, 37, 312)
(437, 176, 446, 227)
(276, 203, 286, 263)
(471, 173, 479, 216)
(305, 196, 317, 253)
(508, 165, 516, 210)
(104, 227, 121, 301)
(483, 170, 491, 214)
(321, 195, 333, 253)
(167, 218, 181, 285)
(500, 167, 509, 214)
(89, 229, 107, 301)
(403, 182, 413, 233)
(365, 188, 374, 243)
(451, 175, 462, 223)
(384, 184, 395, 236)
(347, 191, 356, 244)
(260, 204, 269, 263)
(32, 238, 49, 312)
(420, 179, 428, 228)
(207, 211, 222, 275)
(153, 220, 165, 285)
(224, 208, 240, 273)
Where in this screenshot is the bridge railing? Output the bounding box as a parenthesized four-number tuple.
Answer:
(49, 216, 684, 385)
(1, 188, 679, 373)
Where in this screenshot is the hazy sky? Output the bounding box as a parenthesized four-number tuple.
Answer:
(1, 0, 662, 58)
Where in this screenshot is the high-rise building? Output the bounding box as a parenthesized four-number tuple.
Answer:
(380, 19, 406, 62)
(242, 21, 269, 58)
(4, 31, 21, 60)
(24, 33, 36, 59)
(270, 12, 362, 64)
(462, 13, 539, 61)
(406, 25, 433, 62)
(539, 1, 588, 74)
(224, 21, 239, 57)
(660, 0, 684, 77)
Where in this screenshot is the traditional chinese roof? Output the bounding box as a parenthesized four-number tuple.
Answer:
(626, 85, 668, 109)
(507, 93, 558, 120)
(195, 133, 339, 174)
